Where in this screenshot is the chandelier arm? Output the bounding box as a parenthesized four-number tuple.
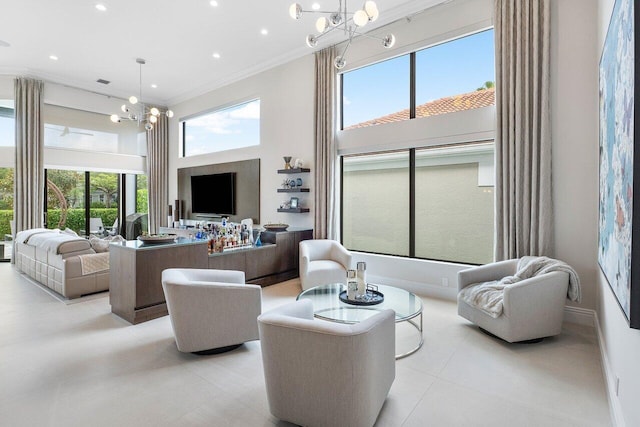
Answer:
(343, 0, 348, 31)
(339, 27, 356, 60)
(315, 25, 341, 40)
(355, 32, 385, 41)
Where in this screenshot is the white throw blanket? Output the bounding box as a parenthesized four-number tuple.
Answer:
(459, 257, 581, 319)
(78, 253, 110, 275)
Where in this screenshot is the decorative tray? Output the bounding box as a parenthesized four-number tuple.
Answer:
(263, 223, 289, 232)
(339, 289, 384, 306)
(137, 234, 177, 244)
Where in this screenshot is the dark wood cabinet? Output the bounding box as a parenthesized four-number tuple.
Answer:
(110, 240, 208, 324)
(110, 229, 312, 324)
(209, 228, 313, 286)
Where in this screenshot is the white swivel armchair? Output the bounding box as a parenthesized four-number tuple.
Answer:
(457, 259, 570, 343)
(161, 268, 262, 354)
(299, 239, 352, 290)
(258, 300, 395, 427)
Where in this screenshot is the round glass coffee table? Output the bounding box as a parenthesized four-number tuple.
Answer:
(297, 283, 424, 359)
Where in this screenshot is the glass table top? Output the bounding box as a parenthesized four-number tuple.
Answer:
(297, 283, 423, 324)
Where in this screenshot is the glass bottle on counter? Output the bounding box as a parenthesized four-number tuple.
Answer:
(346, 269, 357, 300)
(356, 262, 367, 297)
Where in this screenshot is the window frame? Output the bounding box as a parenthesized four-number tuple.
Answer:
(339, 28, 495, 131)
(340, 141, 494, 265)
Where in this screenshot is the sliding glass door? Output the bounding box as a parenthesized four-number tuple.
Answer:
(46, 169, 86, 234)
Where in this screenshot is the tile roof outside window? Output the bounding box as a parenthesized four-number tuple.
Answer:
(344, 88, 495, 130)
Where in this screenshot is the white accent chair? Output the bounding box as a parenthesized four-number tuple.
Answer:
(258, 299, 395, 427)
(299, 239, 352, 290)
(161, 268, 262, 354)
(89, 217, 104, 235)
(457, 259, 570, 343)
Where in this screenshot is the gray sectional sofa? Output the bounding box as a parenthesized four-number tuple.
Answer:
(14, 228, 111, 298)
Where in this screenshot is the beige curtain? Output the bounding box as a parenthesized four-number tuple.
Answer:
(314, 47, 338, 240)
(14, 77, 44, 237)
(494, 0, 552, 260)
(146, 114, 169, 235)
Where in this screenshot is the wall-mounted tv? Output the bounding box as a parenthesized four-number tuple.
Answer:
(191, 172, 236, 216)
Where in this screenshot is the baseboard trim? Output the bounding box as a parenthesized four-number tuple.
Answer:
(594, 315, 626, 427)
(563, 305, 595, 326)
(367, 274, 458, 301)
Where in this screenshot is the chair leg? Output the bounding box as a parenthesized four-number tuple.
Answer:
(478, 327, 544, 344)
(192, 343, 243, 355)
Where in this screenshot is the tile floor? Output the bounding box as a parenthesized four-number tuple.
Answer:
(0, 263, 611, 426)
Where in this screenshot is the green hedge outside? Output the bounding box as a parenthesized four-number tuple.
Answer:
(0, 208, 119, 237)
(0, 210, 11, 236)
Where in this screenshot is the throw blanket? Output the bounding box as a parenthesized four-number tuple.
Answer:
(78, 253, 110, 275)
(27, 232, 90, 254)
(459, 257, 581, 319)
(16, 228, 54, 244)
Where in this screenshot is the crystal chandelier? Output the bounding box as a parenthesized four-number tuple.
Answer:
(110, 58, 173, 131)
(289, 1, 396, 69)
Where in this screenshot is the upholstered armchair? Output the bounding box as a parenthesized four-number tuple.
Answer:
(299, 239, 352, 290)
(258, 299, 395, 427)
(161, 268, 262, 354)
(457, 259, 571, 343)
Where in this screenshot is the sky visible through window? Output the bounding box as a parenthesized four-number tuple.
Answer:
(184, 99, 260, 156)
(0, 100, 14, 147)
(0, 117, 13, 146)
(343, 29, 495, 128)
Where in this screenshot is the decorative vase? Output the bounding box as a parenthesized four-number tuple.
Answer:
(283, 156, 292, 169)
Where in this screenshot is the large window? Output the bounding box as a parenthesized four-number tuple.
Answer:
(414, 144, 494, 264)
(46, 169, 86, 233)
(0, 167, 13, 238)
(342, 29, 495, 130)
(0, 101, 14, 240)
(342, 56, 410, 130)
(342, 152, 410, 256)
(342, 142, 494, 264)
(181, 99, 260, 157)
(45, 170, 148, 237)
(0, 100, 14, 147)
(415, 29, 495, 118)
(45, 104, 144, 156)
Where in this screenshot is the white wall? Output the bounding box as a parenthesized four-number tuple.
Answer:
(595, 0, 640, 425)
(167, 55, 316, 228)
(550, 0, 600, 312)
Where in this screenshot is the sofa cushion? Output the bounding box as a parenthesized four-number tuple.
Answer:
(90, 235, 125, 253)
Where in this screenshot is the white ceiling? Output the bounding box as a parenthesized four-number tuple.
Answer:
(0, 0, 447, 106)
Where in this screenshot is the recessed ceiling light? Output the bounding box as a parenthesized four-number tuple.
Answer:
(260, 28, 268, 36)
(212, 52, 221, 59)
(95, 4, 107, 12)
(151, 84, 158, 89)
(210, 0, 218, 6)
(49, 55, 59, 61)
(312, 3, 321, 10)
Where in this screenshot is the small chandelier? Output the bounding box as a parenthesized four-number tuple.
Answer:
(289, 1, 396, 69)
(110, 58, 173, 131)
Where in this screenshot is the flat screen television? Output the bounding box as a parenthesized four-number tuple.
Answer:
(191, 172, 236, 215)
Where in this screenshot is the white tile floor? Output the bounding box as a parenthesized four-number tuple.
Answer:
(0, 263, 611, 426)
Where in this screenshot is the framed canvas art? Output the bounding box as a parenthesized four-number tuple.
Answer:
(598, 0, 640, 328)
